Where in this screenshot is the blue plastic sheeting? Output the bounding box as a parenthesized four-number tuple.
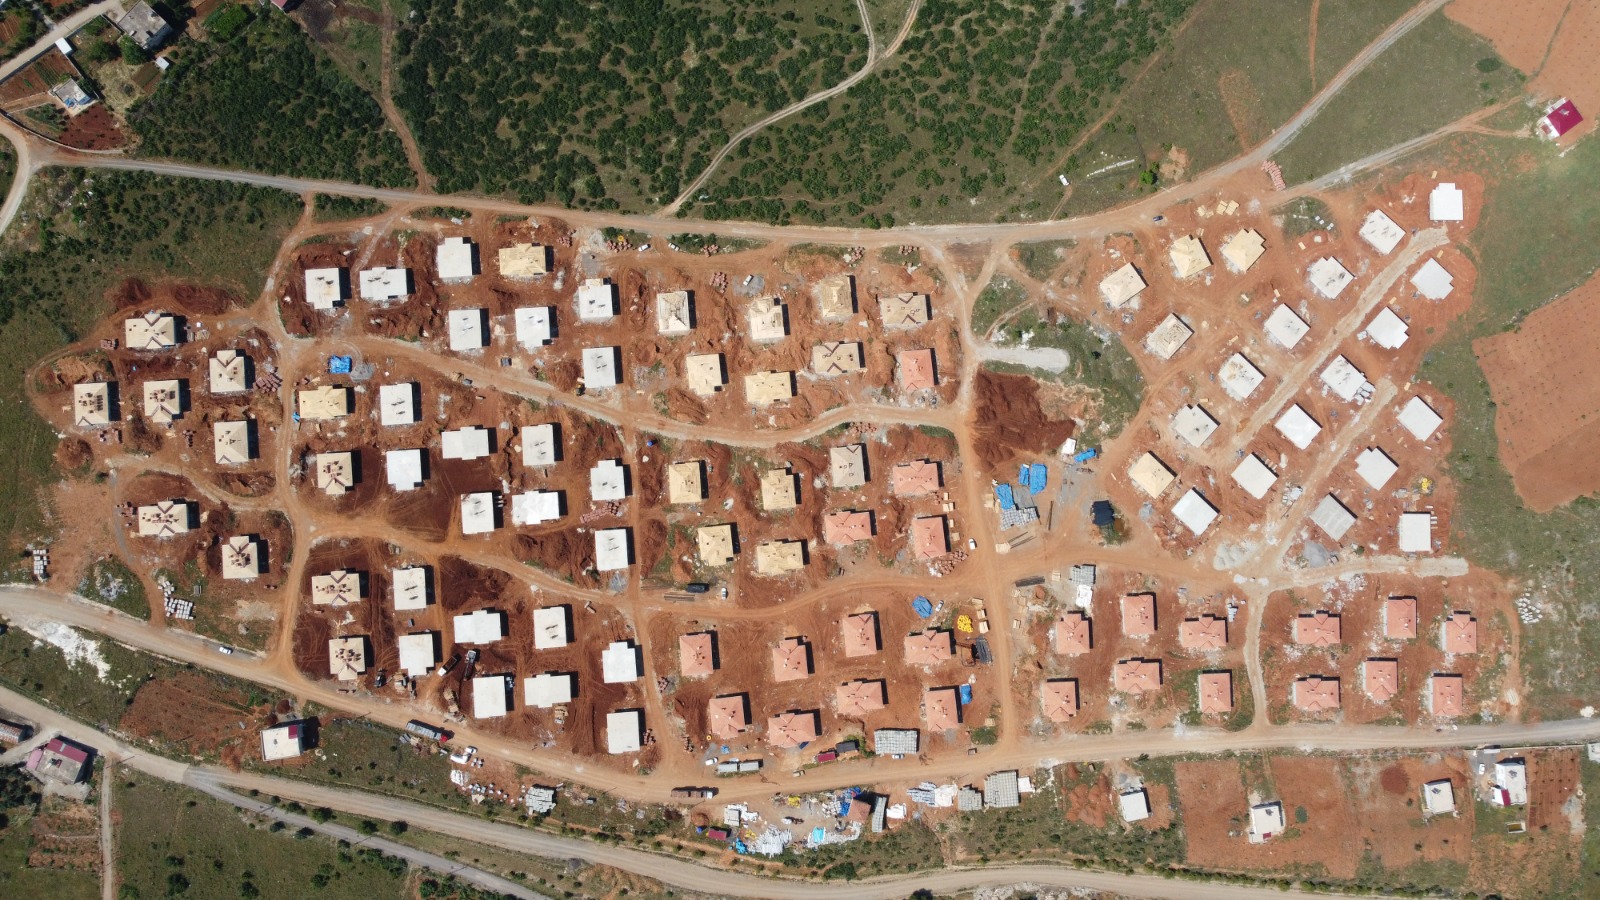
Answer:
(912, 596, 934, 618)
(1028, 463, 1048, 495)
(994, 483, 1016, 510)
(812, 827, 826, 844)
(1019, 464, 1030, 485)
(328, 356, 352, 374)
(958, 684, 973, 705)
(839, 799, 852, 816)
(734, 840, 748, 854)
(1073, 448, 1098, 463)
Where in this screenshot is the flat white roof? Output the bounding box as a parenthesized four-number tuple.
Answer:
(1421, 779, 1456, 814)
(1311, 494, 1356, 541)
(1231, 454, 1278, 500)
(1264, 304, 1309, 349)
(471, 674, 511, 718)
(1365, 307, 1409, 349)
(1359, 209, 1405, 254)
(1100, 263, 1146, 308)
(1218, 353, 1265, 401)
(460, 491, 497, 534)
(1275, 404, 1323, 449)
(533, 606, 570, 649)
(359, 266, 409, 302)
(511, 490, 562, 526)
(1172, 489, 1218, 536)
(525, 672, 576, 708)
(1398, 512, 1433, 553)
(260, 724, 304, 761)
(577, 278, 618, 322)
(656, 290, 693, 335)
(386, 448, 425, 491)
(379, 383, 418, 426)
(1119, 788, 1151, 822)
(397, 633, 437, 675)
(305, 267, 346, 310)
(437, 236, 477, 282)
(1410, 258, 1454, 300)
(601, 640, 642, 683)
(1321, 355, 1370, 402)
(392, 566, 430, 610)
(447, 308, 488, 350)
(514, 306, 554, 348)
(442, 425, 492, 460)
(1308, 257, 1354, 300)
(1173, 404, 1218, 447)
(590, 458, 628, 501)
(1249, 802, 1286, 841)
(1355, 447, 1399, 490)
(595, 527, 631, 571)
(453, 608, 506, 644)
(1429, 183, 1464, 222)
(606, 709, 643, 754)
(582, 346, 621, 389)
(748, 297, 788, 341)
(522, 423, 559, 467)
(1398, 396, 1443, 441)
(1144, 313, 1193, 360)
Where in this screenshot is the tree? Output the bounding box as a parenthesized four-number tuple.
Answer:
(86, 40, 118, 64)
(119, 36, 148, 65)
(387, 820, 409, 836)
(357, 819, 378, 835)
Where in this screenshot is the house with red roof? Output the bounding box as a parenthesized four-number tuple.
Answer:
(835, 679, 888, 717)
(1053, 610, 1092, 655)
(1179, 614, 1227, 651)
(1294, 611, 1341, 647)
(823, 509, 875, 545)
(1442, 611, 1478, 655)
(1113, 658, 1162, 694)
(840, 611, 881, 657)
(924, 687, 962, 731)
(1198, 671, 1233, 714)
(890, 459, 942, 496)
(1042, 679, 1079, 722)
(1293, 675, 1341, 713)
(1538, 98, 1583, 140)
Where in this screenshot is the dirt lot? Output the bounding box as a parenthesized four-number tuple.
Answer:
(120, 669, 278, 766)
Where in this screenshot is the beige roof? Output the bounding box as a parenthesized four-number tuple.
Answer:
(328, 636, 367, 681)
(125, 312, 177, 349)
(1221, 229, 1265, 272)
(1169, 235, 1211, 278)
(830, 444, 867, 488)
(840, 611, 880, 657)
(708, 695, 749, 739)
(880, 292, 930, 327)
(1144, 313, 1193, 360)
(685, 353, 726, 397)
(142, 379, 184, 424)
(695, 523, 737, 566)
(213, 420, 253, 465)
(748, 297, 788, 341)
(297, 385, 351, 420)
(814, 274, 855, 321)
(311, 569, 362, 606)
(811, 341, 863, 376)
(667, 460, 706, 504)
(209, 350, 250, 394)
(220, 535, 263, 580)
(897, 348, 938, 391)
(890, 459, 941, 496)
(136, 500, 193, 537)
(656, 290, 693, 335)
(771, 637, 812, 681)
(760, 467, 799, 511)
(73, 382, 113, 427)
(744, 371, 794, 406)
(1099, 262, 1146, 308)
(497, 243, 548, 278)
(1128, 452, 1176, 498)
(312, 451, 355, 496)
(755, 540, 806, 575)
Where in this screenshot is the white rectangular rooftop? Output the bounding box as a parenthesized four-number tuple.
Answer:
(582, 346, 621, 389)
(460, 491, 498, 534)
(385, 448, 425, 492)
(304, 267, 346, 311)
(359, 267, 410, 302)
(1429, 183, 1464, 222)
(1173, 405, 1218, 447)
(1171, 489, 1218, 536)
(1410, 258, 1454, 300)
(533, 606, 570, 649)
(1320, 355, 1370, 402)
(1398, 396, 1443, 441)
(1231, 454, 1278, 500)
(472, 674, 511, 718)
(1311, 494, 1356, 541)
(397, 633, 437, 676)
(437, 236, 478, 283)
(1398, 512, 1433, 553)
(1275, 404, 1323, 450)
(392, 566, 430, 610)
(1144, 313, 1193, 360)
(522, 423, 560, 467)
(1119, 788, 1151, 823)
(595, 527, 632, 571)
(601, 640, 642, 683)
(453, 609, 505, 644)
(1308, 257, 1354, 300)
(1100, 263, 1146, 308)
(1264, 305, 1309, 350)
(607, 709, 643, 754)
(525, 672, 576, 708)
(379, 383, 419, 426)
(511, 490, 563, 526)
(448, 308, 488, 351)
(1355, 447, 1399, 490)
(1359, 209, 1405, 254)
(442, 426, 493, 460)
(1218, 353, 1265, 401)
(1365, 307, 1409, 349)
(577, 278, 618, 322)
(590, 459, 628, 501)
(514, 307, 555, 348)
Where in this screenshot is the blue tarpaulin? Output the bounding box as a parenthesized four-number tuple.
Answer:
(1028, 463, 1048, 495)
(912, 596, 934, 618)
(328, 356, 352, 374)
(958, 684, 973, 705)
(733, 840, 748, 854)
(839, 799, 852, 816)
(1073, 448, 1098, 463)
(994, 483, 1016, 510)
(812, 827, 826, 844)
(1019, 464, 1030, 485)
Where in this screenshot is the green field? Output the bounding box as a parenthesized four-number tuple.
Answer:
(989, 309, 1145, 440)
(0, 623, 163, 729)
(313, 194, 390, 223)
(0, 6, 41, 65)
(971, 274, 1029, 336)
(1013, 239, 1075, 281)
(129, 13, 413, 188)
(116, 773, 409, 900)
(0, 168, 300, 571)
(77, 555, 150, 619)
(393, 0, 868, 208)
(1272, 11, 1520, 185)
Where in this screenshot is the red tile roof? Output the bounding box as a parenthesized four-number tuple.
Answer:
(1121, 594, 1157, 637)
(1294, 611, 1341, 647)
(1179, 614, 1227, 651)
(1053, 611, 1092, 655)
(1113, 658, 1163, 694)
(924, 687, 962, 731)
(911, 515, 950, 559)
(835, 679, 887, 716)
(890, 459, 942, 496)
(1541, 98, 1583, 138)
(767, 710, 821, 748)
(1442, 611, 1478, 654)
(823, 509, 875, 544)
(1294, 675, 1341, 712)
(1042, 679, 1079, 722)
(679, 632, 717, 677)
(771, 637, 812, 682)
(904, 629, 955, 666)
(1384, 597, 1418, 640)
(707, 695, 749, 738)
(1364, 659, 1399, 703)
(1198, 671, 1233, 714)
(1431, 674, 1465, 717)
(840, 611, 880, 657)
(897, 348, 938, 391)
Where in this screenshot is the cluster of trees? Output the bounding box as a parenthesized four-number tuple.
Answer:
(0, 7, 43, 64)
(128, 14, 413, 188)
(392, 0, 868, 207)
(691, 0, 1197, 225)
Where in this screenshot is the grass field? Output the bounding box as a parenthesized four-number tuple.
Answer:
(130, 12, 413, 188)
(1309, 0, 1420, 87)
(1272, 12, 1520, 185)
(0, 807, 100, 900)
(990, 309, 1145, 440)
(0, 622, 164, 728)
(1014, 239, 1075, 281)
(971, 274, 1028, 336)
(115, 772, 409, 900)
(314, 194, 390, 223)
(76, 555, 149, 619)
(0, 168, 300, 571)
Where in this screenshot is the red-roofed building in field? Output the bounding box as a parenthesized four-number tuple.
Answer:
(1442, 611, 1478, 654)
(897, 348, 938, 391)
(890, 459, 942, 496)
(911, 515, 950, 559)
(835, 679, 887, 717)
(1384, 597, 1418, 640)
(1042, 679, 1079, 722)
(1364, 659, 1399, 703)
(1293, 675, 1341, 712)
(1179, 614, 1227, 651)
(905, 629, 955, 666)
(27, 736, 93, 784)
(1294, 611, 1341, 647)
(823, 509, 876, 545)
(1430, 674, 1465, 718)
(771, 637, 813, 682)
(924, 687, 962, 731)
(1198, 671, 1233, 714)
(1538, 98, 1583, 140)
(707, 694, 750, 739)
(1121, 593, 1157, 637)
(767, 710, 821, 748)
(1053, 611, 1092, 655)
(679, 632, 717, 677)
(1113, 658, 1163, 694)
(841, 611, 880, 657)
